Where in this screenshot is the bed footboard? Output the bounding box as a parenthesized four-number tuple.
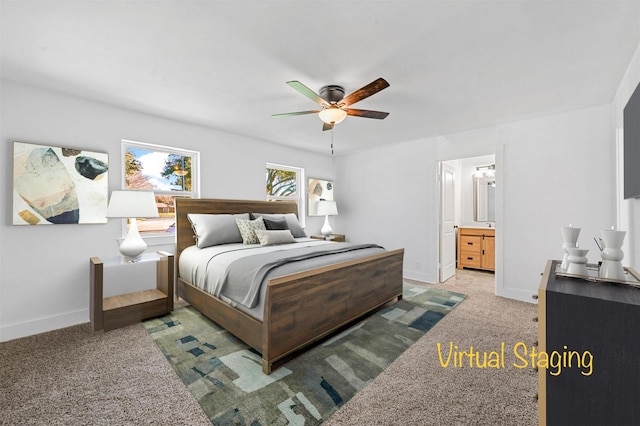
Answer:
(262, 248, 404, 373)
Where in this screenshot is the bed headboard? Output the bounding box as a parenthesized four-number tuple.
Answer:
(174, 198, 299, 272)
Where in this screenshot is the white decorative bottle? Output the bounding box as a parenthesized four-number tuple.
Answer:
(560, 226, 581, 270)
(599, 229, 626, 281)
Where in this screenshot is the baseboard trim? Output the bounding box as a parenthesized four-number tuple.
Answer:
(404, 277, 435, 286)
(403, 270, 436, 284)
(496, 286, 536, 304)
(0, 308, 89, 342)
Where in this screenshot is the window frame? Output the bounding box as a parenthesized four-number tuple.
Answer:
(266, 162, 305, 225)
(120, 139, 200, 246)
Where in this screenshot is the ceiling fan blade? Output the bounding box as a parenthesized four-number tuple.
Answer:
(322, 122, 334, 131)
(272, 110, 320, 118)
(286, 81, 329, 106)
(339, 78, 390, 107)
(345, 108, 389, 119)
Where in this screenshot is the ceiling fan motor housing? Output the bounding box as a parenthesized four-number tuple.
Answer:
(320, 85, 345, 104)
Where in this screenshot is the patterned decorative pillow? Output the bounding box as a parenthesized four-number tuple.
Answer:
(254, 229, 295, 246)
(236, 217, 266, 244)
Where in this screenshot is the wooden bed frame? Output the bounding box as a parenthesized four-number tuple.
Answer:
(175, 198, 404, 374)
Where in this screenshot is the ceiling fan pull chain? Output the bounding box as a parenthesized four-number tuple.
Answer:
(331, 129, 334, 155)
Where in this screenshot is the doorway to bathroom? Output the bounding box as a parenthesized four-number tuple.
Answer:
(438, 154, 497, 283)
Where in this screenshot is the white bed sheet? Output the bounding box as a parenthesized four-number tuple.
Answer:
(179, 237, 331, 293)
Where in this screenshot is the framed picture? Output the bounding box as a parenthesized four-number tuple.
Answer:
(308, 178, 334, 216)
(13, 141, 109, 225)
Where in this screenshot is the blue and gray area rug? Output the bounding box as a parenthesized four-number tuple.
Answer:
(143, 283, 465, 425)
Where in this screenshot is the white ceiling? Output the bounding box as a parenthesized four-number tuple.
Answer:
(2, 1, 640, 155)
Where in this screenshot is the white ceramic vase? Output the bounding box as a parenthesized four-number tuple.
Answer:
(566, 247, 589, 276)
(600, 229, 626, 281)
(560, 226, 581, 270)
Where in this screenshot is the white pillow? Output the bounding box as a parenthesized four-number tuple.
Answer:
(188, 213, 249, 248)
(236, 217, 266, 244)
(254, 229, 296, 246)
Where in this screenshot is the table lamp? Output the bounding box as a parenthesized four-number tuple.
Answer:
(106, 190, 159, 261)
(317, 200, 338, 237)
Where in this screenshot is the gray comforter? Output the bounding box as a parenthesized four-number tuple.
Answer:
(220, 243, 383, 309)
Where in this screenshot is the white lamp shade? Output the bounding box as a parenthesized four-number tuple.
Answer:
(316, 200, 338, 216)
(106, 191, 159, 218)
(106, 190, 158, 261)
(318, 107, 347, 124)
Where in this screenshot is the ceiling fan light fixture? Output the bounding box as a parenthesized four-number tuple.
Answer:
(318, 106, 347, 125)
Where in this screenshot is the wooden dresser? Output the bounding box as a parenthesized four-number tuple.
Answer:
(457, 227, 495, 271)
(537, 260, 640, 425)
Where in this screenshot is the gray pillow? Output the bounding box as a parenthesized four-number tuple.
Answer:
(263, 216, 288, 231)
(253, 213, 307, 238)
(188, 213, 249, 248)
(254, 229, 296, 246)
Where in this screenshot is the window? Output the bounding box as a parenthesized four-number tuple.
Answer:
(266, 163, 305, 221)
(122, 140, 199, 236)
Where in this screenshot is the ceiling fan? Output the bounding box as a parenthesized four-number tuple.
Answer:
(273, 77, 390, 131)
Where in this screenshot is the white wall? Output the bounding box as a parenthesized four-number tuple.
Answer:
(497, 105, 614, 300)
(338, 104, 614, 301)
(0, 81, 334, 341)
(335, 139, 439, 283)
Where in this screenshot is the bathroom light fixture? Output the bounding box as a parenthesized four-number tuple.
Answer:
(106, 190, 159, 261)
(475, 164, 495, 177)
(316, 200, 338, 237)
(318, 106, 347, 125)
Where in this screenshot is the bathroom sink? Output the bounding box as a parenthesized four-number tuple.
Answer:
(460, 224, 494, 229)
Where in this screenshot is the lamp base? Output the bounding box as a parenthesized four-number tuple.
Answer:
(321, 215, 333, 236)
(119, 218, 147, 262)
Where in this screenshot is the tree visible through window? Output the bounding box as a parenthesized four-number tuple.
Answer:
(266, 163, 304, 222)
(266, 167, 297, 197)
(123, 141, 199, 235)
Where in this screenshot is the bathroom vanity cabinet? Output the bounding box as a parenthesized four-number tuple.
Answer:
(457, 227, 495, 271)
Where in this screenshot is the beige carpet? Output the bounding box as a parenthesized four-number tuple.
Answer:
(0, 269, 537, 425)
(326, 269, 539, 425)
(0, 321, 210, 425)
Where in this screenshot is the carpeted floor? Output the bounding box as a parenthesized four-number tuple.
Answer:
(325, 269, 539, 426)
(0, 269, 537, 425)
(142, 284, 465, 425)
(0, 321, 210, 426)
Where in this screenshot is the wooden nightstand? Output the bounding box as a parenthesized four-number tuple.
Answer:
(311, 234, 346, 242)
(90, 251, 174, 331)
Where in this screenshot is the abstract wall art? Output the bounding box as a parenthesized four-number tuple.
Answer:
(13, 141, 109, 225)
(307, 178, 334, 216)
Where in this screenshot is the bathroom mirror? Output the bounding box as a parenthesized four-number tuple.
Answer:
(474, 174, 496, 222)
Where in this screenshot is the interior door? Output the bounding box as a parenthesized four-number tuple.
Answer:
(439, 162, 456, 282)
